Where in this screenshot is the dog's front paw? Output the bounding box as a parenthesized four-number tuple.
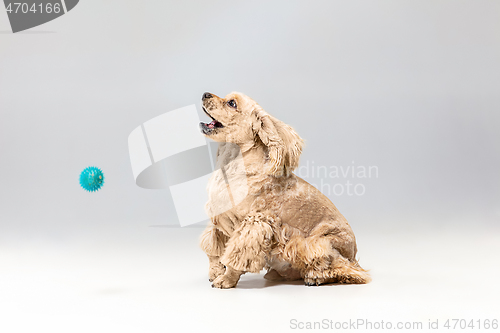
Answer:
(211, 274, 239, 289)
(208, 263, 226, 282)
(304, 277, 326, 286)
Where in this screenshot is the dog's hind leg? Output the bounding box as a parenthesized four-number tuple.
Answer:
(200, 223, 228, 282)
(213, 213, 274, 288)
(301, 243, 371, 286)
(326, 254, 371, 285)
(284, 234, 370, 286)
(303, 250, 371, 285)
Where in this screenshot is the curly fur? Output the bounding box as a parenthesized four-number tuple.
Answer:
(220, 214, 274, 273)
(199, 92, 370, 288)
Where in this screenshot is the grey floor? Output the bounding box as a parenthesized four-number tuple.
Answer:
(1, 222, 499, 333)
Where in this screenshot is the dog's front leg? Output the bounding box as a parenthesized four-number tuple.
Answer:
(212, 214, 275, 289)
(200, 223, 228, 282)
(211, 266, 244, 289)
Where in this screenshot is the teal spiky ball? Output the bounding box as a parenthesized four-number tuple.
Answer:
(80, 166, 104, 192)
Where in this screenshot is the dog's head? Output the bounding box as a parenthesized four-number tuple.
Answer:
(200, 92, 303, 176)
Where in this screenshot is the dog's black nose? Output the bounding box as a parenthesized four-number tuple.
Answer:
(202, 92, 212, 100)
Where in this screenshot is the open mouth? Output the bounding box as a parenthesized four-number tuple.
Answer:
(200, 106, 223, 134)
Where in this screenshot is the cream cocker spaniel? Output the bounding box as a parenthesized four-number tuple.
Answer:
(199, 92, 370, 288)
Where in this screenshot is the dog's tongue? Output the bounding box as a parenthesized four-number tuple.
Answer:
(208, 120, 217, 129)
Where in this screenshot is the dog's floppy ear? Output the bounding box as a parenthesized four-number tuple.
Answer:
(252, 106, 304, 176)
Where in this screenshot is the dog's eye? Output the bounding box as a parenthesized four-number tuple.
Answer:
(227, 100, 237, 108)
